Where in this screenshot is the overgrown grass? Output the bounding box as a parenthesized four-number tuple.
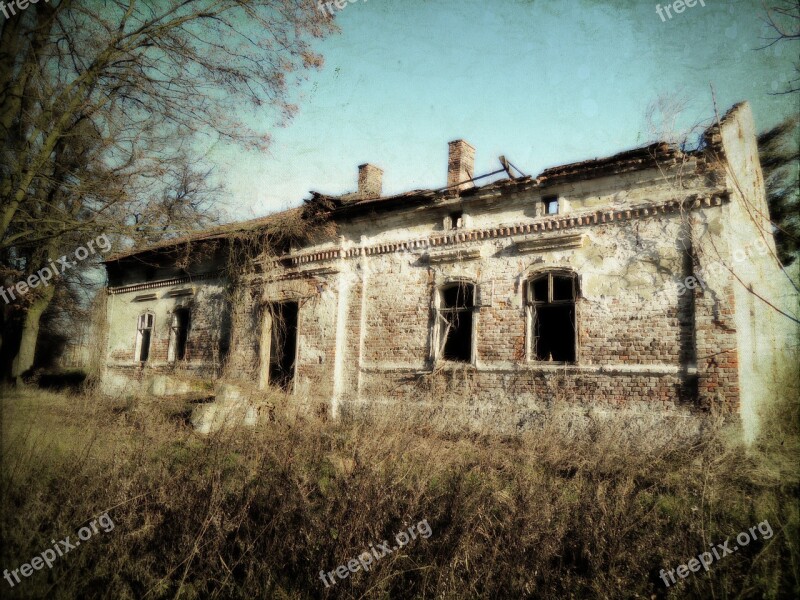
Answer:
(0, 384, 798, 599)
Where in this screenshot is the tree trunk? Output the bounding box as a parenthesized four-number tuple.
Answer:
(10, 284, 56, 383)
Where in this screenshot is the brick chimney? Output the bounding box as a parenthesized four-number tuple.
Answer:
(447, 139, 475, 190)
(357, 163, 383, 198)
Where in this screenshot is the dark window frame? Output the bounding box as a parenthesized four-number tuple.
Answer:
(526, 271, 579, 363)
(435, 281, 475, 363)
(542, 195, 559, 215)
(136, 312, 154, 363)
(449, 210, 464, 229)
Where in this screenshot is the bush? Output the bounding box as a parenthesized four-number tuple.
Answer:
(0, 385, 797, 599)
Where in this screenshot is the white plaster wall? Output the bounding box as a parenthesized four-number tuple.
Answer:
(716, 102, 800, 442)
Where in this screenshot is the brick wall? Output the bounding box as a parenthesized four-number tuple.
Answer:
(102, 275, 230, 393)
(102, 104, 796, 441)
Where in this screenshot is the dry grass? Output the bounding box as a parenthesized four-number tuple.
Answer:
(0, 384, 798, 599)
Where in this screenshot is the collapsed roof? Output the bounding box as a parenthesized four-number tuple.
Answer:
(107, 103, 738, 264)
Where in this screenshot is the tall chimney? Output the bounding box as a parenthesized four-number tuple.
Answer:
(357, 163, 383, 198)
(447, 139, 475, 190)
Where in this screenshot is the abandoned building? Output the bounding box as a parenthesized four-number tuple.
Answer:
(101, 102, 797, 440)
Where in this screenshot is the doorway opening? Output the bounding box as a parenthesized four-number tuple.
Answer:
(268, 301, 298, 390)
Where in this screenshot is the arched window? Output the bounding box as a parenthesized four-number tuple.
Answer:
(135, 312, 154, 362)
(435, 281, 475, 363)
(527, 271, 579, 362)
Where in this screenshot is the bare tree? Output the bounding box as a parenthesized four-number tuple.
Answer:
(760, 0, 800, 94)
(758, 117, 800, 264)
(0, 0, 334, 381)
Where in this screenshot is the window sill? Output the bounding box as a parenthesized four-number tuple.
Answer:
(433, 360, 477, 370)
(360, 362, 690, 377)
(520, 361, 579, 371)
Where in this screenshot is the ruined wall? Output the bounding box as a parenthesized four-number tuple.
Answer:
(316, 107, 795, 433)
(101, 103, 793, 442)
(221, 284, 262, 385)
(341, 193, 735, 428)
(274, 276, 338, 403)
(710, 102, 800, 440)
(216, 153, 750, 430)
(224, 270, 340, 410)
(102, 273, 229, 395)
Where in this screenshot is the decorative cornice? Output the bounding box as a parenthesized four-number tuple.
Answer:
(165, 287, 194, 297)
(299, 249, 342, 263)
(426, 246, 482, 264)
(273, 265, 339, 282)
(110, 193, 730, 290)
(108, 271, 221, 295)
(248, 265, 341, 285)
(132, 293, 158, 302)
(330, 193, 728, 262)
(516, 232, 584, 253)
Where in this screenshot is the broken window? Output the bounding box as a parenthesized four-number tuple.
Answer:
(436, 282, 474, 362)
(543, 195, 559, 215)
(449, 211, 463, 229)
(168, 307, 191, 362)
(527, 272, 578, 362)
(135, 312, 154, 362)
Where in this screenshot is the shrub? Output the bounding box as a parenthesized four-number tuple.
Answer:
(0, 385, 797, 599)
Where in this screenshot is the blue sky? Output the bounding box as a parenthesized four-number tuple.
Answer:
(211, 0, 798, 222)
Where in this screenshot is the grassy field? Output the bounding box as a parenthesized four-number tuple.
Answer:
(0, 385, 798, 599)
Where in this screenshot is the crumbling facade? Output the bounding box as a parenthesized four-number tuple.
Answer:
(102, 102, 798, 439)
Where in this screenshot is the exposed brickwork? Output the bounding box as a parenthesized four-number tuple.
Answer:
(101, 103, 795, 441)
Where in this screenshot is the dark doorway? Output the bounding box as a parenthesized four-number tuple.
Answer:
(269, 301, 298, 390)
(172, 308, 191, 361)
